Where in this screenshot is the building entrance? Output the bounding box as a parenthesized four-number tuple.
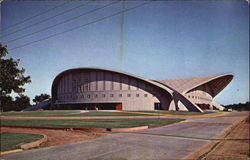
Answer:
(154, 103, 162, 110)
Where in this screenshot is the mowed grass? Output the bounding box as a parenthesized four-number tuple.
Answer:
(0, 111, 153, 117)
(0, 119, 184, 128)
(0, 110, 77, 116)
(0, 133, 43, 152)
(0, 110, 216, 117)
(67, 112, 152, 117)
(137, 110, 216, 115)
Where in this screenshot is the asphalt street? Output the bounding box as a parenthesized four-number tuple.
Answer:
(2, 112, 248, 160)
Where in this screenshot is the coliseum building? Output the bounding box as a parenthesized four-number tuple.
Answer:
(51, 68, 233, 112)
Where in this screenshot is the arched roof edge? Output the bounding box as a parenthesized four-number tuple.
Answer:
(52, 67, 174, 97)
(182, 73, 234, 95)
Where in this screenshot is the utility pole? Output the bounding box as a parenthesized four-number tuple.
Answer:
(119, 0, 125, 68)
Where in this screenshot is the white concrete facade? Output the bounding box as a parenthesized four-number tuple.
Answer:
(52, 68, 233, 112)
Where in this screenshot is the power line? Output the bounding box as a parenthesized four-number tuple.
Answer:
(1, 1, 69, 32)
(3, 1, 119, 44)
(1, 1, 92, 38)
(9, 0, 153, 51)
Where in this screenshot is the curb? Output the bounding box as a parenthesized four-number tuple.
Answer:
(0, 149, 23, 156)
(0, 134, 47, 156)
(179, 120, 189, 123)
(20, 134, 48, 150)
(106, 126, 148, 132)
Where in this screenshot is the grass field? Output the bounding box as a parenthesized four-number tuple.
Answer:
(0, 110, 217, 117)
(0, 111, 153, 117)
(137, 110, 216, 115)
(0, 133, 43, 152)
(0, 110, 77, 116)
(60, 112, 153, 117)
(0, 119, 184, 128)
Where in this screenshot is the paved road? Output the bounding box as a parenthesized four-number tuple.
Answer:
(2, 112, 248, 160)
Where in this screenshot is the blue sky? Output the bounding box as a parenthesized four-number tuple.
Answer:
(1, 0, 249, 105)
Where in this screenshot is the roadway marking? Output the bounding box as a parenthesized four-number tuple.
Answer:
(0, 149, 23, 156)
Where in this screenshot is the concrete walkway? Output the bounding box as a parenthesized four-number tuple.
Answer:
(2, 112, 248, 160)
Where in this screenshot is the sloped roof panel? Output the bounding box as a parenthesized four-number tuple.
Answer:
(157, 74, 233, 97)
(157, 75, 216, 93)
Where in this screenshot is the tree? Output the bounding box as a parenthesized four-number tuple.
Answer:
(0, 44, 31, 112)
(1, 96, 15, 112)
(33, 93, 51, 104)
(14, 94, 31, 111)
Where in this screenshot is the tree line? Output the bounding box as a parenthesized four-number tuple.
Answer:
(223, 101, 250, 111)
(0, 44, 50, 112)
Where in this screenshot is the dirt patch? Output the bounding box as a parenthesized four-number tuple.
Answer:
(0, 127, 106, 148)
(185, 120, 250, 160)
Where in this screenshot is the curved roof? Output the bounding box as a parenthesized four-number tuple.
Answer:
(51, 67, 233, 112)
(51, 67, 174, 101)
(157, 73, 233, 97)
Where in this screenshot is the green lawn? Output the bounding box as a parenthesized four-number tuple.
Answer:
(66, 112, 152, 117)
(137, 110, 216, 115)
(0, 110, 216, 117)
(0, 133, 43, 152)
(0, 118, 184, 128)
(0, 111, 152, 117)
(0, 110, 78, 116)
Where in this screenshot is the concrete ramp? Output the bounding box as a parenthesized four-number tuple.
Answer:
(212, 101, 224, 111)
(24, 99, 52, 111)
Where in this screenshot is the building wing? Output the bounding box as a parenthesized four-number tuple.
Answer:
(157, 74, 233, 97)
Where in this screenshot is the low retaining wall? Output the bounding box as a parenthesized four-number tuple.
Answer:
(106, 126, 148, 132)
(20, 134, 47, 150)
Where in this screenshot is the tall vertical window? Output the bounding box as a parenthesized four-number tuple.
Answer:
(65, 78, 67, 93)
(79, 78, 82, 93)
(88, 72, 91, 91)
(111, 74, 114, 90)
(119, 76, 122, 90)
(77, 77, 81, 93)
(128, 78, 131, 90)
(81, 85, 84, 92)
(62, 78, 65, 93)
(103, 72, 106, 90)
(59, 81, 62, 93)
(65, 77, 67, 93)
(95, 71, 98, 91)
(67, 76, 70, 93)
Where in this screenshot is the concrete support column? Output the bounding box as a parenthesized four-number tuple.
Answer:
(173, 92, 179, 111)
(210, 103, 213, 110)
